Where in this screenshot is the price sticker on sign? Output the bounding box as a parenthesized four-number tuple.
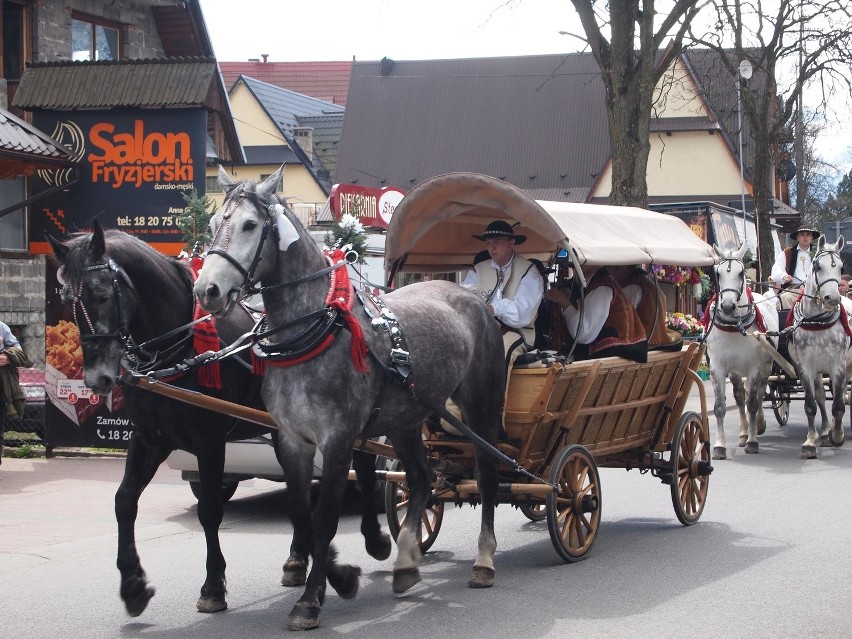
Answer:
(56, 379, 99, 404)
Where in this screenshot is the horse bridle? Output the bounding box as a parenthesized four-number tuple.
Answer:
(67, 256, 198, 373)
(809, 249, 841, 299)
(68, 259, 133, 347)
(206, 185, 279, 298)
(711, 256, 756, 331)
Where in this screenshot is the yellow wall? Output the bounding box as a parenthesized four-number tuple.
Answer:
(592, 58, 747, 199)
(653, 59, 708, 119)
(206, 81, 329, 221)
(228, 83, 286, 146)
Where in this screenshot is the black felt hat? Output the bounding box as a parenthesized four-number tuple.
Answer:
(789, 225, 821, 240)
(472, 220, 526, 245)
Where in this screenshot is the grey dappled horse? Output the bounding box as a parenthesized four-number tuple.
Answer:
(48, 225, 388, 617)
(706, 244, 779, 459)
(786, 235, 850, 459)
(194, 167, 506, 630)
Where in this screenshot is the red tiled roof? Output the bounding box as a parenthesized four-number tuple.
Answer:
(219, 60, 353, 105)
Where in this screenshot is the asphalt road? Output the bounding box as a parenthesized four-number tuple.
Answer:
(1, 383, 851, 639)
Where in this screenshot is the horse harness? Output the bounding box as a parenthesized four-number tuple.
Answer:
(789, 249, 852, 337)
(65, 257, 201, 376)
(709, 256, 762, 335)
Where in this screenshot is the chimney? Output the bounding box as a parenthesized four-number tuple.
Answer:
(293, 127, 313, 158)
(261, 54, 269, 63)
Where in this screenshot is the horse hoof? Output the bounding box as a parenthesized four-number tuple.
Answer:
(281, 559, 308, 587)
(467, 565, 495, 589)
(366, 531, 392, 561)
(820, 434, 831, 447)
(124, 585, 155, 617)
(757, 423, 766, 436)
(738, 435, 747, 448)
(830, 430, 845, 447)
(197, 596, 227, 613)
(328, 564, 361, 600)
(287, 601, 321, 631)
(800, 445, 818, 460)
(712, 446, 727, 460)
(744, 441, 759, 454)
(392, 567, 422, 593)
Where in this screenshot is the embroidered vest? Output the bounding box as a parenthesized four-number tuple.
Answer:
(625, 270, 673, 349)
(474, 255, 537, 344)
(584, 270, 648, 363)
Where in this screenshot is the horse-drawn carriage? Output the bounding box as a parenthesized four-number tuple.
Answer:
(50, 169, 717, 629)
(370, 172, 716, 561)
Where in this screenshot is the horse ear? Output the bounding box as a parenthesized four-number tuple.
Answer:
(838, 235, 845, 252)
(47, 233, 69, 263)
(817, 234, 826, 251)
(218, 164, 237, 194)
(89, 220, 106, 259)
(712, 243, 722, 258)
(734, 243, 748, 260)
(257, 165, 284, 203)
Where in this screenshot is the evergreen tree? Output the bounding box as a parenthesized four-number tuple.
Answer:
(176, 189, 216, 253)
(324, 213, 368, 264)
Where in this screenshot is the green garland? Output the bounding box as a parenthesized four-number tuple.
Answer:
(324, 214, 368, 264)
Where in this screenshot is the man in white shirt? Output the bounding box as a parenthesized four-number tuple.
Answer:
(461, 220, 544, 367)
(770, 226, 819, 309)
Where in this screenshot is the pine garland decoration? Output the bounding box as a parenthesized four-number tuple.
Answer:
(176, 188, 216, 252)
(324, 213, 368, 264)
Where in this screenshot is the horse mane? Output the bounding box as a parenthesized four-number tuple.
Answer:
(63, 229, 194, 296)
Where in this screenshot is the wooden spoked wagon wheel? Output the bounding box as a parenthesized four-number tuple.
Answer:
(519, 502, 548, 522)
(546, 444, 601, 562)
(669, 411, 712, 525)
(384, 461, 444, 552)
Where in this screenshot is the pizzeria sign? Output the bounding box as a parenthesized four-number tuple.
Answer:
(329, 184, 406, 229)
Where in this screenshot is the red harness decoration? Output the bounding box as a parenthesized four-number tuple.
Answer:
(185, 255, 222, 389)
(252, 249, 370, 374)
(703, 288, 766, 333)
(790, 291, 852, 337)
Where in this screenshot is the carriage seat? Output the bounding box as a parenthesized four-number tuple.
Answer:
(512, 349, 566, 369)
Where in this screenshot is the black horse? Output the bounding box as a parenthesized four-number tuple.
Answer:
(48, 224, 390, 617)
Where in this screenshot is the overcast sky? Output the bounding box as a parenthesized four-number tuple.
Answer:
(200, 0, 850, 177)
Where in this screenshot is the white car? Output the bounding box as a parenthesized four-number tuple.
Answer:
(166, 436, 388, 505)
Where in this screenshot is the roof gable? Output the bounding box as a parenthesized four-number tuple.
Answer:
(0, 107, 76, 178)
(219, 60, 352, 105)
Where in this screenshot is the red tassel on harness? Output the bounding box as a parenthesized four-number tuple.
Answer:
(325, 249, 370, 374)
(193, 300, 222, 389)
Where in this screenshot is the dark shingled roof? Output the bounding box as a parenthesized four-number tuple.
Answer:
(336, 54, 610, 194)
(0, 107, 76, 178)
(13, 58, 219, 110)
(336, 50, 770, 202)
(243, 145, 302, 165)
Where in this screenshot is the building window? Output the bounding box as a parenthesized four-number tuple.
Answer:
(2, 1, 25, 80)
(205, 175, 223, 193)
(0, 177, 27, 251)
(71, 14, 120, 61)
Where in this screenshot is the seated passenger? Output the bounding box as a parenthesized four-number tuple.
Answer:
(610, 265, 682, 351)
(546, 265, 648, 363)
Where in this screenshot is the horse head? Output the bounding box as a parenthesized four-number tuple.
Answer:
(808, 235, 846, 311)
(47, 221, 137, 394)
(194, 165, 303, 317)
(712, 243, 748, 317)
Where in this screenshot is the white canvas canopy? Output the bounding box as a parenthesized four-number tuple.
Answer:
(385, 172, 716, 273)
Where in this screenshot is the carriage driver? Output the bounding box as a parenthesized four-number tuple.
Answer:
(770, 225, 820, 310)
(461, 220, 544, 368)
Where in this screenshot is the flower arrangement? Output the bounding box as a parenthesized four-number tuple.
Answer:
(666, 312, 704, 337)
(650, 264, 703, 287)
(324, 213, 368, 264)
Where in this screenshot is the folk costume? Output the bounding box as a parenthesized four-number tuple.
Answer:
(561, 269, 648, 363)
(621, 268, 682, 351)
(771, 226, 820, 310)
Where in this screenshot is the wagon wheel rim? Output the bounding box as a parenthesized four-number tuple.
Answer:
(671, 411, 711, 525)
(546, 445, 601, 562)
(519, 502, 548, 522)
(384, 463, 443, 553)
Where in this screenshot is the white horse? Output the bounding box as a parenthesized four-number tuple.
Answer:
(705, 244, 779, 459)
(786, 235, 849, 459)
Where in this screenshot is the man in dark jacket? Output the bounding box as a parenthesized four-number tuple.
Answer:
(1, 321, 33, 463)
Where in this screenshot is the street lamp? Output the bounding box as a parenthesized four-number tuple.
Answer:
(737, 59, 753, 247)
